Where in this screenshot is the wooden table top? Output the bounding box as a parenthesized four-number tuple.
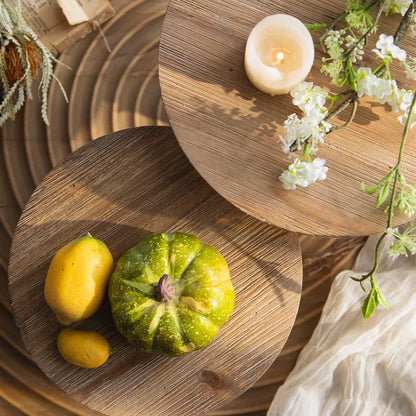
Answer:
(0, 0, 366, 414)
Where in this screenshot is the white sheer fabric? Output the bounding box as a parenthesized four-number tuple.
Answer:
(268, 233, 416, 416)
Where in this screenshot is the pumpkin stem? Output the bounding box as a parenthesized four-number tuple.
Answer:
(156, 274, 175, 302)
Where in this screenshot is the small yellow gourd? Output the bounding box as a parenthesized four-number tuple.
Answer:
(57, 328, 110, 368)
(44, 234, 113, 325)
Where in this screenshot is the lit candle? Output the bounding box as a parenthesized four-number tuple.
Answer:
(244, 14, 314, 95)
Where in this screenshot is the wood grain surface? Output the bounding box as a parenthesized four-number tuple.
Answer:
(8, 127, 302, 416)
(0, 0, 367, 414)
(159, 0, 416, 237)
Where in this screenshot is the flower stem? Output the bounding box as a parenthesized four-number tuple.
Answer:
(375, 0, 416, 77)
(393, 0, 416, 45)
(289, 90, 357, 152)
(359, 92, 416, 284)
(289, 0, 414, 155)
(343, 0, 384, 60)
(330, 98, 358, 131)
(351, 231, 387, 282)
(387, 92, 416, 227)
(318, 0, 382, 48)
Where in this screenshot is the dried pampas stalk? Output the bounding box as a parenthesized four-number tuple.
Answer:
(0, 0, 67, 127)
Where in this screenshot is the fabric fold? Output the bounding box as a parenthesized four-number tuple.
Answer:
(268, 233, 416, 416)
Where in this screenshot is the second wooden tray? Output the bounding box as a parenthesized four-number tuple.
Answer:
(159, 0, 416, 237)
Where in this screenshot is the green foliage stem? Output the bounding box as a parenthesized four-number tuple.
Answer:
(358, 91, 416, 318)
(300, 0, 416, 319)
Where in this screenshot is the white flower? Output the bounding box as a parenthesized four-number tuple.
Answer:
(398, 113, 416, 129)
(357, 68, 384, 99)
(373, 78, 393, 101)
(305, 87, 327, 117)
(291, 82, 313, 107)
(324, 30, 345, 58)
(345, 35, 365, 63)
(356, 68, 415, 126)
(356, 68, 392, 101)
(279, 112, 331, 155)
(398, 93, 416, 130)
(394, 48, 407, 62)
(279, 169, 298, 190)
(290, 82, 328, 118)
(372, 34, 407, 62)
(382, 0, 412, 16)
(400, 90, 415, 112)
(325, 30, 343, 44)
(280, 158, 328, 190)
(356, 67, 373, 97)
(398, 112, 416, 130)
(279, 113, 310, 153)
(320, 120, 332, 134)
(384, 80, 404, 111)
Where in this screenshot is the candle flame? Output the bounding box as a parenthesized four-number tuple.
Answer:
(272, 48, 291, 66)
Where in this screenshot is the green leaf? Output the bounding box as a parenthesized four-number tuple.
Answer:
(377, 180, 390, 207)
(345, 60, 357, 91)
(303, 146, 312, 163)
(375, 287, 389, 310)
(361, 288, 377, 320)
(305, 23, 327, 33)
(361, 182, 379, 194)
(122, 279, 154, 296)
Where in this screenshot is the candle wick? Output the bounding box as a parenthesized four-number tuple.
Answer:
(272, 47, 290, 66)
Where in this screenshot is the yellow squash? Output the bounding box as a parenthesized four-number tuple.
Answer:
(44, 234, 113, 325)
(57, 328, 110, 368)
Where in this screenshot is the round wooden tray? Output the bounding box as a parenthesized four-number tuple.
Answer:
(159, 0, 416, 237)
(8, 127, 302, 416)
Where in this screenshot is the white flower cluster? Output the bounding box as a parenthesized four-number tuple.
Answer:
(279, 158, 328, 190)
(279, 114, 331, 154)
(399, 93, 416, 129)
(291, 82, 327, 117)
(355, 34, 414, 128)
(382, 0, 412, 16)
(356, 67, 415, 128)
(279, 82, 332, 190)
(345, 35, 365, 63)
(279, 82, 332, 154)
(324, 30, 344, 46)
(372, 34, 406, 62)
(356, 68, 400, 107)
(324, 29, 346, 57)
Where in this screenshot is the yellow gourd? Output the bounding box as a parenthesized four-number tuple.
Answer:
(57, 328, 110, 368)
(44, 234, 113, 325)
